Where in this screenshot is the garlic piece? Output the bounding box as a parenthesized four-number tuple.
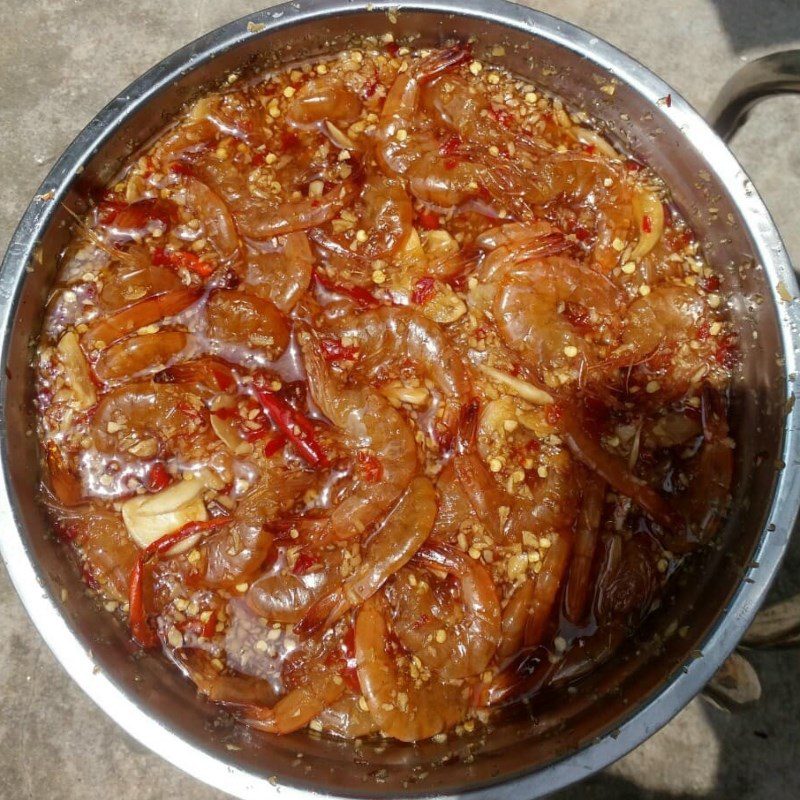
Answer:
(421, 282, 467, 324)
(56, 331, 97, 410)
(325, 120, 356, 150)
(628, 189, 664, 261)
(476, 364, 554, 405)
(122, 476, 208, 553)
(210, 413, 250, 455)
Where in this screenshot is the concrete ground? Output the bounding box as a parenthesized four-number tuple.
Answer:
(1, 1, 799, 798)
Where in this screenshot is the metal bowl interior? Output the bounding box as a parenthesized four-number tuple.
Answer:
(1, 2, 798, 799)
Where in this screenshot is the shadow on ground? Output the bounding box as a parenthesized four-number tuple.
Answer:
(712, 0, 800, 53)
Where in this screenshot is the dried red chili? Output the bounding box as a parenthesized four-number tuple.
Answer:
(145, 462, 172, 492)
(312, 269, 380, 309)
(255, 389, 329, 468)
(411, 276, 436, 305)
(152, 247, 215, 278)
(128, 517, 229, 648)
(320, 337, 360, 362)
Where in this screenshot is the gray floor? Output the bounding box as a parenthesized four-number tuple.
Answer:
(1, 1, 799, 798)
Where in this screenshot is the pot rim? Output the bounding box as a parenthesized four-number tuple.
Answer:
(1, 2, 798, 798)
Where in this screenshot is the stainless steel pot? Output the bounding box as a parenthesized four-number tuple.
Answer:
(1, 2, 798, 798)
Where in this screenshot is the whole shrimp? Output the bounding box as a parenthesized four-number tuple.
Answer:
(247, 544, 345, 624)
(376, 45, 471, 177)
(285, 74, 362, 130)
(243, 231, 315, 313)
(468, 221, 569, 320)
(296, 476, 437, 635)
(84, 286, 201, 350)
(94, 330, 189, 382)
(389, 542, 501, 680)
(522, 529, 573, 647)
(328, 306, 472, 437)
(355, 593, 468, 742)
(299, 326, 418, 540)
(558, 403, 677, 530)
(97, 253, 182, 311)
(90, 381, 207, 460)
(619, 284, 711, 400)
(564, 471, 606, 624)
(237, 669, 347, 735)
(494, 256, 623, 379)
(235, 178, 358, 240)
(205, 288, 290, 361)
(183, 177, 240, 260)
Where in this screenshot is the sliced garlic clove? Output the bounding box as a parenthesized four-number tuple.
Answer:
(420, 282, 467, 324)
(570, 126, 619, 160)
(56, 330, 97, 410)
(476, 364, 554, 405)
(324, 120, 356, 150)
(379, 381, 431, 407)
(122, 476, 208, 554)
(628, 189, 664, 261)
(210, 413, 245, 453)
(421, 228, 459, 261)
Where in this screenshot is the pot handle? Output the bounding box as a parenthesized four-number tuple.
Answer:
(708, 50, 800, 141)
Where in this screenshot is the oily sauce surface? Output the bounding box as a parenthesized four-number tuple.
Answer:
(35, 41, 735, 741)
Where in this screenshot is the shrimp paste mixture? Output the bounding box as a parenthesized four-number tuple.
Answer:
(36, 41, 735, 742)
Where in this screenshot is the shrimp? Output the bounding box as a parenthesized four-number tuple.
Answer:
(316, 692, 379, 738)
(98, 254, 181, 311)
(407, 151, 483, 208)
(619, 285, 710, 399)
(90, 382, 207, 462)
(468, 221, 569, 320)
(623, 285, 706, 359)
(205, 288, 289, 361)
(247, 546, 343, 623)
(376, 45, 471, 177)
(595, 533, 659, 626)
(57, 505, 139, 601)
(180, 651, 278, 706)
(329, 306, 472, 436)
(93, 330, 189, 382)
(358, 173, 414, 258)
(667, 387, 733, 551)
(84, 286, 201, 350)
(452, 451, 511, 541)
(523, 530, 573, 647)
(475, 221, 568, 283)
(183, 177, 240, 260)
(487, 152, 634, 269)
(494, 256, 622, 379)
(355, 593, 468, 741)
(296, 476, 437, 635)
(155, 355, 237, 396)
(558, 403, 677, 530)
(430, 460, 472, 540)
(244, 231, 314, 312)
(390, 542, 501, 680)
(237, 670, 347, 734)
(498, 580, 535, 661)
(234, 178, 357, 240)
(286, 75, 362, 129)
(564, 471, 606, 624)
(299, 328, 418, 540)
(200, 519, 273, 589)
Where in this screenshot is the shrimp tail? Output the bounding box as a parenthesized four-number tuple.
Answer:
(417, 43, 472, 84)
